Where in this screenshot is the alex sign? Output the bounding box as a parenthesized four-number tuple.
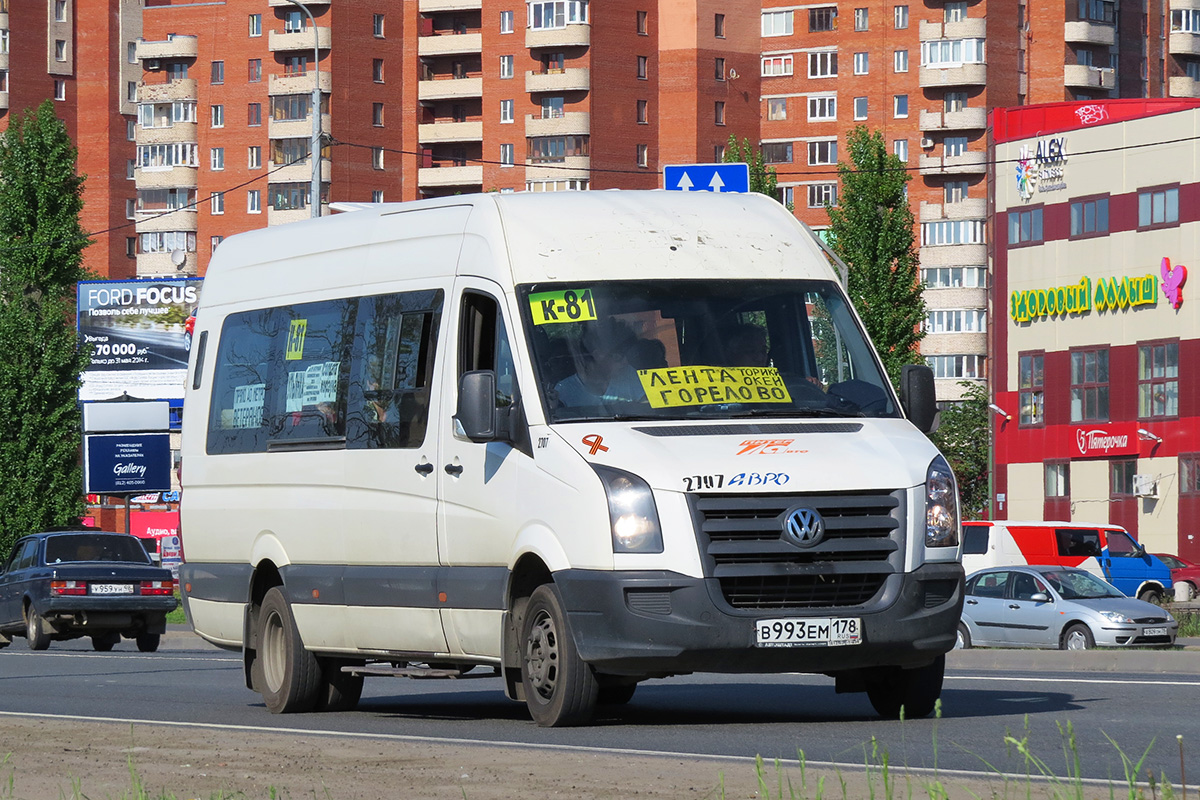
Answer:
(1010, 258, 1187, 323)
(1015, 136, 1067, 201)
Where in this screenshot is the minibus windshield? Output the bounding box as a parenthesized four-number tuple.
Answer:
(519, 280, 899, 424)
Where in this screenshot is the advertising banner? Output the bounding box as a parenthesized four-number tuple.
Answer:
(77, 278, 203, 402)
(130, 510, 183, 577)
(84, 433, 172, 494)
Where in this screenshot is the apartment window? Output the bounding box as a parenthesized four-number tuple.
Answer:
(853, 52, 869, 74)
(853, 97, 868, 119)
(637, 55, 648, 79)
(762, 10, 794, 36)
(1070, 348, 1110, 422)
(808, 139, 837, 165)
(854, 8, 868, 30)
(893, 94, 908, 118)
(374, 13, 386, 37)
(126, 118, 135, 139)
(808, 51, 838, 77)
(211, 105, 224, 128)
(500, 55, 514, 78)
(1070, 195, 1109, 236)
(500, 99, 514, 123)
(767, 98, 787, 120)
(944, 135, 968, 156)
(1188, 61, 1200, 80)
(211, 61, 224, 84)
(715, 101, 725, 125)
(637, 99, 648, 123)
(126, 237, 136, 258)
(1138, 186, 1179, 228)
(55, 0, 67, 21)
(1182, 455, 1200, 494)
(372, 103, 384, 127)
(248, 103, 262, 126)
(248, 146, 261, 169)
(1009, 206, 1044, 244)
(762, 142, 793, 163)
(528, 135, 589, 162)
(500, 143, 514, 166)
(637, 143, 648, 167)
(925, 309, 985, 333)
(715, 145, 726, 162)
(715, 13, 725, 37)
(945, 1, 967, 22)
(284, 55, 307, 76)
(373, 59, 384, 83)
(211, 192, 225, 215)
(371, 191, 384, 203)
(125, 198, 135, 220)
(1110, 460, 1136, 498)
(921, 219, 984, 245)
(248, 190, 261, 214)
(637, 10, 648, 34)
(1019, 353, 1045, 425)
(894, 50, 909, 72)
(922, 266, 986, 288)
(284, 10, 305, 33)
(762, 55, 794, 76)
(778, 186, 794, 207)
(926, 355, 984, 379)
(809, 7, 837, 32)
(715, 57, 726, 80)
(1139, 340, 1180, 418)
(1172, 8, 1200, 32)
(372, 147, 385, 170)
(127, 159, 135, 180)
(126, 41, 136, 64)
(944, 180, 969, 203)
(1045, 462, 1069, 498)
(55, 40, 67, 61)
(922, 38, 987, 66)
(893, 139, 908, 162)
(210, 148, 224, 171)
(248, 59, 262, 82)
(248, 14, 261, 37)
(127, 82, 137, 103)
(807, 183, 838, 208)
(529, 0, 589, 29)
(945, 91, 967, 112)
(1080, 0, 1116, 23)
(808, 95, 836, 121)
(167, 63, 189, 80)
(894, 5, 909, 28)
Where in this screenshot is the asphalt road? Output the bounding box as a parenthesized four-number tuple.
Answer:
(0, 630, 1197, 788)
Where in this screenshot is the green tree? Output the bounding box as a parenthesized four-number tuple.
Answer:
(930, 381, 990, 520)
(723, 135, 780, 200)
(0, 100, 93, 553)
(824, 126, 925, 386)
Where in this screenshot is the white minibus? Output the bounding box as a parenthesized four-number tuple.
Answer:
(179, 190, 963, 726)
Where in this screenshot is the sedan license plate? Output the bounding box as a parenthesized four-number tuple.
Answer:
(756, 617, 861, 648)
(91, 583, 134, 595)
(1143, 627, 1167, 636)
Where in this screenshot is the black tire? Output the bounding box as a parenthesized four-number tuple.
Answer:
(258, 586, 322, 713)
(597, 681, 638, 706)
(520, 584, 598, 727)
(317, 658, 365, 712)
(25, 604, 50, 651)
(1061, 623, 1095, 651)
(866, 654, 945, 720)
(92, 633, 120, 652)
(954, 623, 972, 650)
(136, 633, 161, 653)
(1137, 587, 1162, 604)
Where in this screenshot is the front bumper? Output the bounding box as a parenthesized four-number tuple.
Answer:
(553, 561, 964, 676)
(1095, 622, 1179, 648)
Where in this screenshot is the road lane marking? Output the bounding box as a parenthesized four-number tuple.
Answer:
(947, 675, 1200, 688)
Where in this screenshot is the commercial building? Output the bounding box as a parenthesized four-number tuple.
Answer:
(990, 98, 1200, 560)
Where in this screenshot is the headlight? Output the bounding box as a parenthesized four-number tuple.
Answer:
(925, 455, 959, 548)
(1100, 610, 1135, 625)
(593, 465, 664, 554)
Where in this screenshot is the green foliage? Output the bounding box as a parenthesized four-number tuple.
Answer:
(0, 100, 93, 554)
(824, 126, 925, 387)
(724, 135, 781, 201)
(929, 381, 990, 520)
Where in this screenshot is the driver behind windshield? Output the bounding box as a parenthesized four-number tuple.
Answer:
(553, 318, 645, 410)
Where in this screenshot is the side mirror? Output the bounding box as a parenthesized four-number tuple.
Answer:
(455, 370, 497, 442)
(900, 364, 937, 434)
(1030, 592, 1050, 603)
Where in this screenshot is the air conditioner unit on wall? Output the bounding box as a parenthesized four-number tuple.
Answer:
(1132, 474, 1158, 498)
(920, 137, 934, 149)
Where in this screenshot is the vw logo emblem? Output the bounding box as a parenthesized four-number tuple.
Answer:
(782, 507, 825, 548)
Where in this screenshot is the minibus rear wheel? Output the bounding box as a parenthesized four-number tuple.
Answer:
(520, 584, 598, 727)
(258, 587, 322, 713)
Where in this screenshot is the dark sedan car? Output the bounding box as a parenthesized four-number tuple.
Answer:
(0, 530, 177, 652)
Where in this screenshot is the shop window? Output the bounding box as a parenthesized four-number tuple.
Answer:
(1070, 347, 1109, 422)
(1070, 195, 1109, 237)
(1138, 340, 1179, 418)
(1111, 460, 1136, 497)
(1019, 352, 1044, 426)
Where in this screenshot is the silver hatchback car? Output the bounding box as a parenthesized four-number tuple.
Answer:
(958, 565, 1178, 650)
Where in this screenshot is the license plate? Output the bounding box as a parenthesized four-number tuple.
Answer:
(1143, 627, 1167, 636)
(91, 583, 134, 595)
(755, 617, 862, 648)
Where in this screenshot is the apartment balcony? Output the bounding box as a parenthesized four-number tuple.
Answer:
(417, 32, 482, 57)
(922, 288, 988, 313)
(268, 0, 329, 5)
(919, 63, 987, 88)
(417, 164, 483, 188)
(919, 107, 987, 132)
(525, 111, 590, 137)
(919, 243, 987, 267)
(918, 18, 986, 41)
(418, 120, 483, 143)
(1064, 64, 1116, 89)
(268, 204, 329, 226)
(268, 114, 331, 140)
(526, 157, 590, 181)
(267, 159, 332, 185)
(137, 252, 197, 275)
(136, 209, 197, 234)
(1064, 20, 1116, 46)
(1169, 75, 1200, 97)
(918, 198, 987, 222)
(419, 0, 482, 10)
(525, 67, 590, 93)
(137, 34, 198, 62)
(268, 71, 332, 96)
(136, 123, 198, 146)
(268, 27, 332, 54)
(1170, 31, 1200, 56)
(135, 166, 198, 190)
(921, 331, 987, 354)
(138, 79, 197, 103)
(418, 77, 483, 101)
(526, 23, 590, 49)
(919, 151, 986, 175)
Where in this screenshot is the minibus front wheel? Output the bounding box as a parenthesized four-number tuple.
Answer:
(520, 584, 599, 727)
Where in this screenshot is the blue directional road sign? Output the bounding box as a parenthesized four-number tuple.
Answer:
(663, 162, 750, 193)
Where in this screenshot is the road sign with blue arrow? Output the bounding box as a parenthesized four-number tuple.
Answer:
(663, 163, 750, 193)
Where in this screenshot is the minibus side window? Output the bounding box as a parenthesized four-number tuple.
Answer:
(459, 292, 516, 408)
(1106, 530, 1139, 557)
(962, 526, 988, 555)
(1055, 528, 1101, 557)
(207, 308, 278, 454)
